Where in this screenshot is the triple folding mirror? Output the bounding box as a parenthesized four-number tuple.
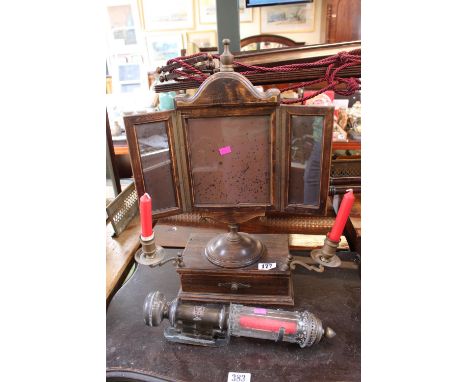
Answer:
(124, 69, 333, 220)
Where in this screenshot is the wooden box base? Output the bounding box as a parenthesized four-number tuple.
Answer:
(177, 233, 294, 306)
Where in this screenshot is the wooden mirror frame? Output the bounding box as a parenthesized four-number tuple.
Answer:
(177, 106, 279, 212)
(124, 71, 334, 219)
(280, 105, 334, 215)
(124, 111, 183, 218)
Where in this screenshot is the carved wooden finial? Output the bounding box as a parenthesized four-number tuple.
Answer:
(220, 38, 234, 72)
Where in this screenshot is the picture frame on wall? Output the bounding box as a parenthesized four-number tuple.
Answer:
(198, 0, 217, 24)
(146, 33, 184, 68)
(239, 0, 253, 23)
(186, 30, 217, 54)
(106, 3, 141, 53)
(260, 2, 315, 33)
(198, 0, 253, 24)
(141, 0, 194, 30)
(107, 53, 147, 95)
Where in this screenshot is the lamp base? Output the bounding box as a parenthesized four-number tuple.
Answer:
(205, 224, 265, 268)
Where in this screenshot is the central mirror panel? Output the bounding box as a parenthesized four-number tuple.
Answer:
(185, 115, 272, 207)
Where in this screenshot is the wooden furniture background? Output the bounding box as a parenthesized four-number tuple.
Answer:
(346, 194, 361, 254)
(106, 215, 140, 304)
(241, 34, 305, 48)
(326, 0, 361, 43)
(332, 139, 360, 151)
(107, 250, 361, 382)
(106, 109, 122, 198)
(198, 34, 306, 54)
(330, 157, 361, 252)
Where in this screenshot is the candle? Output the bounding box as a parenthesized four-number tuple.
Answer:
(328, 189, 355, 242)
(239, 315, 297, 335)
(139, 193, 153, 238)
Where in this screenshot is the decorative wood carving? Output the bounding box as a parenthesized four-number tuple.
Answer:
(175, 72, 280, 108)
(240, 34, 305, 49)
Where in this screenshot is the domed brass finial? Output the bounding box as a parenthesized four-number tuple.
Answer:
(220, 38, 234, 72)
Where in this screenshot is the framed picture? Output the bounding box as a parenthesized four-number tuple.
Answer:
(110, 61, 148, 94)
(146, 33, 184, 69)
(186, 31, 217, 53)
(141, 0, 194, 30)
(198, 0, 252, 24)
(198, 0, 217, 24)
(239, 0, 253, 23)
(106, 3, 141, 53)
(260, 2, 315, 33)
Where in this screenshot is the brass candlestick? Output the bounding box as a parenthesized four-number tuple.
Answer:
(134, 233, 184, 268)
(290, 236, 341, 273)
(311, 236, 341, 267)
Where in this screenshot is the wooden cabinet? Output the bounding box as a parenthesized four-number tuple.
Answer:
(326, 0, 361, 43)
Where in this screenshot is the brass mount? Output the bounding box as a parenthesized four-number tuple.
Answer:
(219, 39, 234, 72)
(135, 234, 184, 268)
(290, 236, 342, 273)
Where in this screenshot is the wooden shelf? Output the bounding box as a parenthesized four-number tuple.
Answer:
(332, 139, 361, 151)
(106, 216, 140, 302)
(113, 145, 129, 155)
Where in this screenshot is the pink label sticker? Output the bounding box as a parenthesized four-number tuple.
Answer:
(254, 308, 267, 315)
(218, 146, 232, 156)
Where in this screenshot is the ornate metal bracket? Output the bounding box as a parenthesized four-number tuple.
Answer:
(290, 259, 325, 273)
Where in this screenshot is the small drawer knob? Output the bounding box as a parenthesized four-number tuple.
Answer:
(218, 282, 251, 292)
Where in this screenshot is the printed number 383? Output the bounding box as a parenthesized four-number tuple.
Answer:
(231, 375, 246, 382)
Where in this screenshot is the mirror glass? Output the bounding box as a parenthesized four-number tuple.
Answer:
(288, 115, 324, 207)
(135, 121, 177, 212)
(186, 116, 272, 206)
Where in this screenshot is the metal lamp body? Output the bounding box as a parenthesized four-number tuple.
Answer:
(143, 291, 335, 348)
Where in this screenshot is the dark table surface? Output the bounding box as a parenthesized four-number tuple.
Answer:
(107, 249, 361, 382)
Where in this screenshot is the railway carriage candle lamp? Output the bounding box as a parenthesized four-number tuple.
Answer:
(144, 291, 336, 348)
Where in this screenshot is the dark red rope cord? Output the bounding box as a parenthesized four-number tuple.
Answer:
(166, 52, 208, 64)
(161, 49, 361, 101)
